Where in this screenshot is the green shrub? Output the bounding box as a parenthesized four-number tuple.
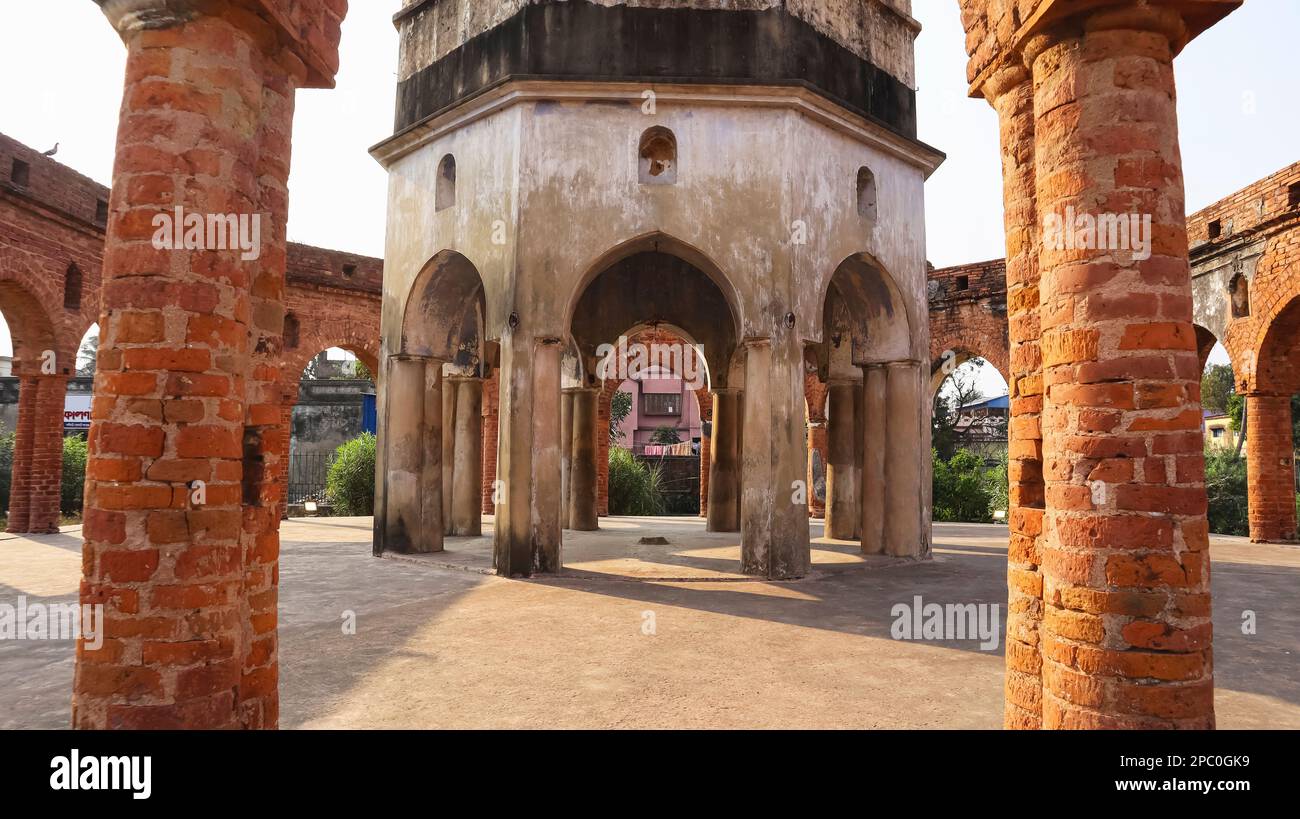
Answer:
(607, 446, 664, 516)
(61, 435, 88, 516)
(1204, 448, 1249, 536)
(0, 429, 12, 517)
(933, 448, 994, 523)
(326, 433, 376, 516)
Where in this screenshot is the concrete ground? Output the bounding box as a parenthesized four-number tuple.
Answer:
(1, 516, 1297, 729)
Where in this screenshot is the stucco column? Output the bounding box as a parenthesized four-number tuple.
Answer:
(384, 356, 428, 553)
(806, 420, 827, 519)
(860, 365, 887, 554)
(419, 361, 445, 553)
(449, 377, 484, 536)
(740, 336, 810, 578)
(824, 380, 858, 540)
(852, 383, 864, 539)
(569, 387, 599, 531)
(706, 389, 742, 532)
(560, 388, 575, 528)
(495, 335, 563, 575)
(985, 63, 1045, 730)
(882, 362, 923, 557)
(698, 391, 712, 517)
(1029, 8, 1212, 728)
(1245, 393, 1298, 542)
(441, 372, 456, 535)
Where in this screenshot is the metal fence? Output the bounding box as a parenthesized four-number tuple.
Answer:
(287, 451, 334, 505)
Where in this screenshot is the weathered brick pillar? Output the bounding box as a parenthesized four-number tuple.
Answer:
(807, 420, 827, 519)
(706, 389, 742, 532)
(1245, 393, 1298, 542)
(560, 388, 574, 527)
(26, 375, 71, 534)
(597, 385, 612, 517)
(569, 387, 599, 531)
(1029, 7, 1213, 728)
(697, 387, 712, 517)
(985, 64, 1045, 729)
(74, 0, 343, 730)
(5, 374, 37, 532)
(480, 369, 499, 516)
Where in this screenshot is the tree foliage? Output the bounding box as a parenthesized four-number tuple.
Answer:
(326, 433, 376, 516)
(1204, 448, 1249, 536)
(1201, 364, 1234, 415)
(609, 390, 632, 445)
(932, 449, 995, 523)
(61, 435, 88, 516)
(607, 445, 664, 515)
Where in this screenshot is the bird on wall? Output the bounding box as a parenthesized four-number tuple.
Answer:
(42, 143, 59, 157)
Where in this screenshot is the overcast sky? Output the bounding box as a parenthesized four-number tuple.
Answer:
(2, 0, 1294, 390)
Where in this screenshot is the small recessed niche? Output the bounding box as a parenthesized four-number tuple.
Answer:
(64, 263, 83, 310)
(1289, 182, 1300, 210)
(435, 154, 456, 212)
(955, 275, 970, 292)
(342, 262, 357, 278)
(1208, 219, 1222, 240)
(638, 127, 677, 185)
(856, 166, 877, 222)
(95, 199, 108, 225)
(11, 159, 30, 187)
(284, 314, 301, 349)
(1229, 273, 1250, 319)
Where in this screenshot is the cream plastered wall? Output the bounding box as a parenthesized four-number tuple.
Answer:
(376, 84, 940, 371)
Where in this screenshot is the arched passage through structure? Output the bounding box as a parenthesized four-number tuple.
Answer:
(808, 253, 926, 556)
(564, 240, 744, 570)
(0, 277, 67, 534)
(1243, 296, 1300, 542)
(376, 250, 489, 556)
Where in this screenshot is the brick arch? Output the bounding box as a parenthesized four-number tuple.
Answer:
(928, 343, 1011, 400)
(1224, 233, 1300, 394)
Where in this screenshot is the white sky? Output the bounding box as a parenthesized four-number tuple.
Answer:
(2, 0, 1292, 393)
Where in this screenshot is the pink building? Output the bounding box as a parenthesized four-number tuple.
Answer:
(614, 369, 703, 453)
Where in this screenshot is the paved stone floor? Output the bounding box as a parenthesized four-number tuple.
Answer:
(2, 517, 1297, 729)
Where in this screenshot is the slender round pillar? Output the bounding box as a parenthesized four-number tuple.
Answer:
(569, 387, 599, 531)
(385, 356, 429, 552)
(1030, 9, 1212, 728)
(706, 389, 742, 532)
(825, 380, 858, 540)
(882, 362, 922, 557)
(418, 360, 445, 553)
(1245, 393, 1298, 542)
(860, 365, 887, 554)
(450, 377, 484, 536)
(441, 373, 456, 535)
(560, 388, 576, 529)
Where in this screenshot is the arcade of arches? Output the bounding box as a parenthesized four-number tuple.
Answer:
(0, 0, 1258, 731)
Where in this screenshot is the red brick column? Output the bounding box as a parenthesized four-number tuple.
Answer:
(5, 373, 68, 534)
(698, 388, 712, 517)
(985, 64, 1045, 730)
(1245, 393, 1298, 542)
(5, 374, 38, 532)
(1030, 7, 1213, 728)
(481, 369, 499, 515)
(74, 1, 343, 730)
(807, 422, 828, 519)
(597, 386, 613, 516)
